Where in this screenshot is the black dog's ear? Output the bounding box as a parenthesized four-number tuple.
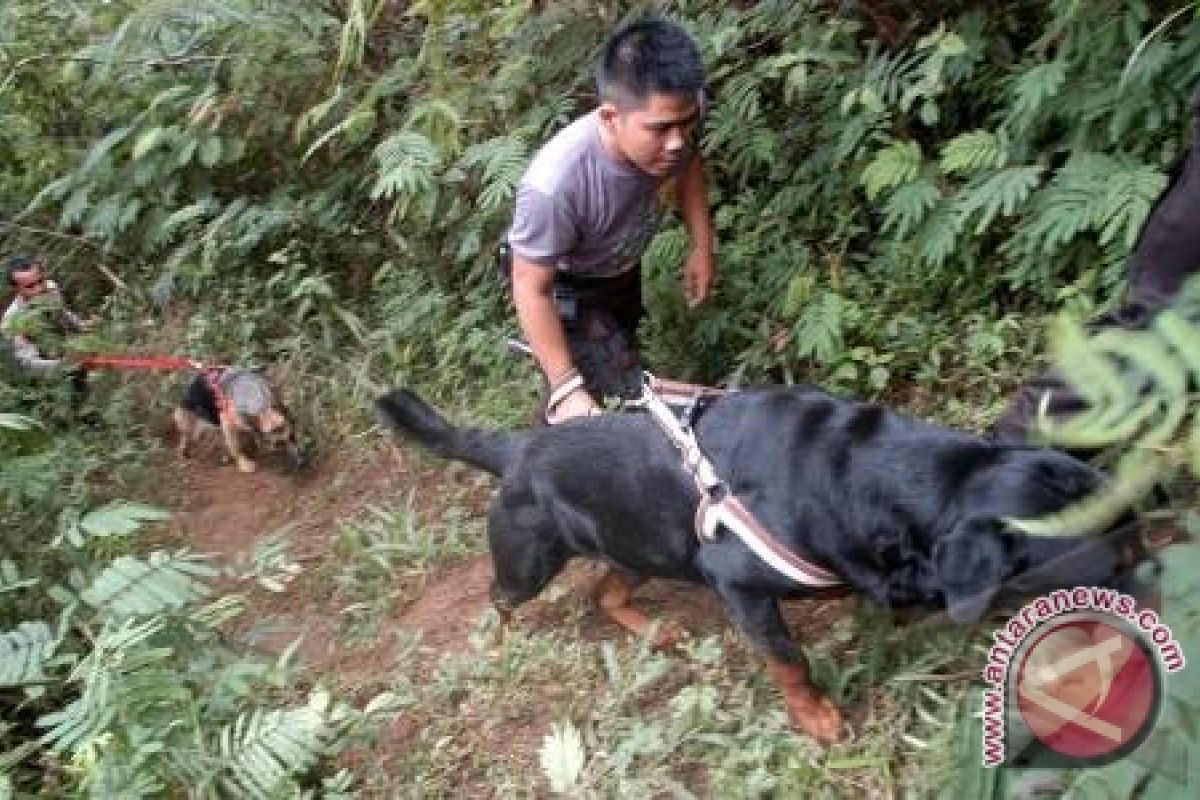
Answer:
(933, 520, 1008, 624)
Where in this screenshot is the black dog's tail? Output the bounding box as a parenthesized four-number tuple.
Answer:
(373, 388, 522, 477)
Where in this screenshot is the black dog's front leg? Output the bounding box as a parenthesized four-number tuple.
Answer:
(712, 583, 843, 744)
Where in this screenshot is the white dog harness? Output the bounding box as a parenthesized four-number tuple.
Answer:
(637, 375, 844, 589)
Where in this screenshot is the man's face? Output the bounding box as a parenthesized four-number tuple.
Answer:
(600, 91, 701, 177)
(11, 265, 47, 299)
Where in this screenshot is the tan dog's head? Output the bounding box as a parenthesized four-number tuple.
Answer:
(255, 406, 303, 469)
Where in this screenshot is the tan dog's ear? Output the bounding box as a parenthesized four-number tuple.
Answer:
(262, 361, 291, 392)
(258, 408, 286, 433)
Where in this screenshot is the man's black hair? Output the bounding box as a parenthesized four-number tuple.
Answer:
(5, 255, 38, 287)
(596, 16, 705, 109)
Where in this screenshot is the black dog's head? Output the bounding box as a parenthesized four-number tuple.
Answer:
(933, 516, 1154, 624)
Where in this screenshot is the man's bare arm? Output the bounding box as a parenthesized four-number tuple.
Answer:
(511, 256, 573, 383)
(676, 155, 716, 306)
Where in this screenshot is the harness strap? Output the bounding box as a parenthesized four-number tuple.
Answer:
(696, 495, 843, 587)
(641, 374, 843, 589)
(202, 367, 233, 421)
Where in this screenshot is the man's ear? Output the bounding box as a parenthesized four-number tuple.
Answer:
(597, 101, 619, 128)
(933, 520, 1008, 624)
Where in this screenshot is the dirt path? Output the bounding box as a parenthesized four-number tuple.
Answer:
(154, 437, 856, 795)
(157, 440, 741, 664)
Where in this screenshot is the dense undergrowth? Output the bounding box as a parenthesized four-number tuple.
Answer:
(4, 0, 1200, 796)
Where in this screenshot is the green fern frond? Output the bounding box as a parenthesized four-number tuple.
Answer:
(53, 502, 172, 549)
(82, 502, 173, 539)
(81, 551, 214, 618)
(37, 618, 165, 754)
(148, 84, 196, 114)
(1120, 5, 1194, 90)
(861, 140, 923, 201)
(371, 130, 442, 221)
(301, 108, 377, 163)
(642, 228, 690, 277)
(86, 195, 126, 242)
(1006, 451, 1168, 537)
(219, 701, 334, 799)
(294, 86, 348, 142)
(882, 179, 941, 238)
(373, 131, 442, 192)
(859, 48, 923, 108)
(792, 291, 849, 365)
(78, 125, 135, 175)
(37, 695, 118, 756)
(913, 203, 963, 268)
(938, 131, 1007, 176)
(528, 94, 577, 138)
(131, 126, 173, 160)
(705, 96, 770, 176)
(1006, 60, 1067, 129)
(1154, 309, 1200, 387)
(1094, 161, 1166, 248)
(153, 199, 220, 246)
(405, 99, 464, 156)
(727, 127, 778, 179)
(718, 72, 762, 123)
(764, 184, 815, 220)
(954, 165, 1043, 234)
(1017, 189, 1096, 256)
(1041, 316, 1133, 434)
(60, 185, 92, 230)
(335, 0, 381, 81)
(0, 622, 57, 687)
(460, 136, 528, 215)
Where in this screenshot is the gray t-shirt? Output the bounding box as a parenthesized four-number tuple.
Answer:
(219, 368, 273, 417)
(507, 112, 672, 278)
(2, 280, 80, 375)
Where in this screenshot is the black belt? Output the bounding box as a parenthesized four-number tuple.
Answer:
(555, 266, 640, 290)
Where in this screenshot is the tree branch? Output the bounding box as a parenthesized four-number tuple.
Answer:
(0, 222, 128, 289)
(0, 53, 236, 94)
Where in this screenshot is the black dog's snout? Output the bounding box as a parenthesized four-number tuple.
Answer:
(284, 439, 310, 472)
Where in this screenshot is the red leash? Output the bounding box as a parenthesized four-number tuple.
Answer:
(78, 354, 210, 371)
(77, 354, 233, 419)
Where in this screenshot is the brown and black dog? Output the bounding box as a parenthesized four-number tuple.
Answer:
(373, 383, 1153, 743)
(174, 368, 302, 473)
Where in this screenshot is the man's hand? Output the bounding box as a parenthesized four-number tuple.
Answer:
(545, 367, 601, 425)
(683, 245, 715, 308)
(546, 386, 600, 425)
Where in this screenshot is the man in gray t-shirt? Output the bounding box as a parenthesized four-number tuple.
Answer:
(506, 16, 716, 423)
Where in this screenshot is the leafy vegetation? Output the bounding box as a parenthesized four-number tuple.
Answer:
(0, 414, 398, 796)
(5, 0, 1200, 796)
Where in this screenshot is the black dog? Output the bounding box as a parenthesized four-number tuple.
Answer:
(374, 384, 1150, 743)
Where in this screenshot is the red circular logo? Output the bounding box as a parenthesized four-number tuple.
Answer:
(1015, 616, 1158, 762)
